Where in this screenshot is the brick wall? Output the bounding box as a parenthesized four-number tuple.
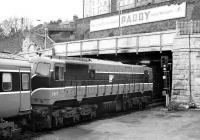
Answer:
(76, 0, 200, 40)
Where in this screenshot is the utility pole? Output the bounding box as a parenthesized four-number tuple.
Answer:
(118, 1, 122, 36)
(83, 0, 85, 18)
(44, 26, 48, 50)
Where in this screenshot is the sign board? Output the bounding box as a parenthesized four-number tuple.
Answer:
(90, 2, 186, 32)
(84, 0, 111, 18)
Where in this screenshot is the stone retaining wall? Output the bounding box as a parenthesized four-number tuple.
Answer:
(172, 35, 200, 107)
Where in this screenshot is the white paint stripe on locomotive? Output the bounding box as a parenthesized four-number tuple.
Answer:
(0, 91, 30, 95)
(95, 71, 144, 74)
(0, 69, 30, 73)
(19, 70, 31, 73)
(31, 83, 153, 94)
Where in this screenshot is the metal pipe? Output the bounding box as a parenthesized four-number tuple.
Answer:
(189, 33, 192, 103)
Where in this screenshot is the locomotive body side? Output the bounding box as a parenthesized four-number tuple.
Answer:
(30, 57, 153, 129)
(31, 57, 152, 105)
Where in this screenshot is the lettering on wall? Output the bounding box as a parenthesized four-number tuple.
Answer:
(90, 2, 186, 32)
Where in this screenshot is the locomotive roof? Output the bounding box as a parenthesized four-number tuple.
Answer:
(88, 58, 144, 68)
(30, 56, 88, 65)
(30, 56, 146, 68)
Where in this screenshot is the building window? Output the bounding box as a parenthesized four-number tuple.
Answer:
(22, 74, 30, 90)
(55, 66, 64, 81)
(2, 73, 12, 91)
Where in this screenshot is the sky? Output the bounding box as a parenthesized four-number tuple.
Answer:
(0, 0, 83, 25)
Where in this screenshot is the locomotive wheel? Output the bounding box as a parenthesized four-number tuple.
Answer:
(90, 111, 97, 120)
(74, 114, 80, 123)
(52, 117, 58, 128)
(142, 103, 146, 109)
(138, 102, 143, 110)
(122, 102, 127, 111)
(46, 115, 52, 129)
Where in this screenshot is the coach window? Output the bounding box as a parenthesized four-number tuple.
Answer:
(22, 74, 30, 90)
(55, 66, 64, 81)
(2, 73, 12, 91)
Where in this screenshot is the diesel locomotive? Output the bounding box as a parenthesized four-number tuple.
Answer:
(0, 55, 153, 137)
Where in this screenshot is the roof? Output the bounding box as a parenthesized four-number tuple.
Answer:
(0, 33, 23, 53)
(0, 53, 30, 68)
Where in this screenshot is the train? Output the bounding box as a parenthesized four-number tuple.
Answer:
(0, 55, 153, 138)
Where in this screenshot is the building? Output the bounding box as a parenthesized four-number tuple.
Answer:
(54, 0, 200, 108)
(47, 17, 77, 42)
(77, 0, 198, 39)
(20, 28, 54, 58)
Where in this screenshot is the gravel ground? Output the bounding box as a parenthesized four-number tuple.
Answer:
(28, 107, 200, 140)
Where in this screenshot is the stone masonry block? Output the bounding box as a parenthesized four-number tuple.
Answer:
(172, 95, 190, 103)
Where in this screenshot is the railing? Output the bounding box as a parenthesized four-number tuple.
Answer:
(176, 21, 200, 35)
(53, 30, 176, 56)
(64, 79, 149, 87)
(63, 79, 152, 99)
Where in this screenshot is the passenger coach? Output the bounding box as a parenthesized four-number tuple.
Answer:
(0, 56, 31, 137)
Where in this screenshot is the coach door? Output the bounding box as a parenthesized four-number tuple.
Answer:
(19, 67, 31, 112)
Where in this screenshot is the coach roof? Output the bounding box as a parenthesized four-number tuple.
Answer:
(0, 57, 30, 68)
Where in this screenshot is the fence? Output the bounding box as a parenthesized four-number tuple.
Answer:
(177, 21, 200, 35)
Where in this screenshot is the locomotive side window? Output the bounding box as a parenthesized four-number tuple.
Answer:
(22, 74, 30, 90)
(55, 66, 64, 81)
(144, 70, 149, 83)
(2, 73, 12, 91)
(89, 69, 95, 79)
(36, 63, 50, 76)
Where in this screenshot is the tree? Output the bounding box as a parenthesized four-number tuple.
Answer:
(1, 17, 33, 37)
(0, 27, 6, 39)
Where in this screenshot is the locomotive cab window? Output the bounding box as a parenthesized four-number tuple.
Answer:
(55, 66, 64, 81)
(2, 73, 12, 91)
(36, 63, 51, 77)
(22, 73, 30, 90)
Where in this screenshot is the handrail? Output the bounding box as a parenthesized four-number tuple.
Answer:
(63, 79, 147, 86)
